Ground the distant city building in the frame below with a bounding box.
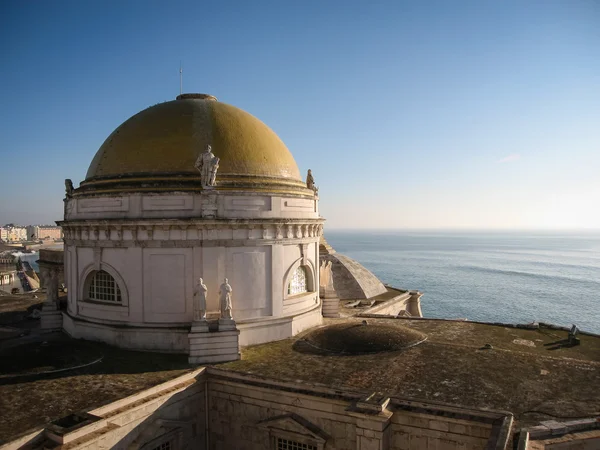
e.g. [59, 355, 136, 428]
[0, 252, 15, 264]
[0, 264, 16, 287]
[27, 225, 63, 241]
[1, 225, 27, 242]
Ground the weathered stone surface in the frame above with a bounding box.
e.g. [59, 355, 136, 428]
[188, 330, 240, 364]
[323, 253, 387, 300]
[319, 235, 336, 255]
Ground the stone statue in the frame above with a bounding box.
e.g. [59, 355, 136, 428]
[44, 268, 59, 305]
[65, 179, 74, 198]
[306, 169, 315, 190]
[195, 145, 219, 188]
[306, 169, 318, 196]
[209, 157, 220, 186]
[193, 277, 208, 321]
[219, 278, 233, 319]
[319, 260, 336, 298]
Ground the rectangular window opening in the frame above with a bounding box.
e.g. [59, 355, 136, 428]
[150, 441, 171, 450]
[276, 437, 316, 450]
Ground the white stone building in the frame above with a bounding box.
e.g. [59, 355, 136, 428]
[1, 225, 27, 242]
[27, 225, 63, 241]
[59, 93, 325, 354]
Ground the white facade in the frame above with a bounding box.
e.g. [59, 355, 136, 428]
[27, 225, 63, 240]
[1, 226, 27, 242]
[60, 190, 324, 352]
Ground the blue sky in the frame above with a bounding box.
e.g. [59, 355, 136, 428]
[1, 0, 599, 229]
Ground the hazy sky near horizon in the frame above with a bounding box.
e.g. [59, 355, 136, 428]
[1, 1, 599, 229]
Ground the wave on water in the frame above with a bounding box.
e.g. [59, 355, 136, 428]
[456, 264, 600, 288]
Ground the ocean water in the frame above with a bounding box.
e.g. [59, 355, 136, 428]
[12, 245, 63, 272]
[326, 230, 600, 334]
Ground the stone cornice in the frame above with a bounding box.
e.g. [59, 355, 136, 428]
[57, 218, 324, 227]
[60, 219, 324, 245]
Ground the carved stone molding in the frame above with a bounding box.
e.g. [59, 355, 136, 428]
[61, 219, 324, 246]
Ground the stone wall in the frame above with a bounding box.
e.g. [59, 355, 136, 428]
[389, 410, 492, 450]
[206, 369, 508, 450]
[362, 290, 423, 318]
[2, 368, 512, 450]
[1, 370, 206, 450]
[37, 248, 64, 291]
[207, 374, 359, 449]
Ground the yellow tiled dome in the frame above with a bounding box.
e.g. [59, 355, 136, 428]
[81, 94, 306, 194]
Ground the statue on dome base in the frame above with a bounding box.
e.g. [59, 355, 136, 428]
[219, 278, 233, 319]
[195, 145, 219, 189]
[209, 157, 220, 186]
[193, 277, 208, 322]
[43, 268, 59, 306]
[218, 277, 236, 331]
[191, 277, 209, 332]
[64, 179, 74, 199]
[306, 169, 318, 196]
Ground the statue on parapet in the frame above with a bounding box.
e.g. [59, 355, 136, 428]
[43, 268, 59, 305]
[65, 179, 74, 198]
[193, 277, 208, 322]
[195, 145, 219, 188]
[219, 277, 233, 320]
[306, 169, 318, 196]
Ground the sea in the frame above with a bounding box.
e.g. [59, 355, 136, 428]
[326, 230, 600, 334]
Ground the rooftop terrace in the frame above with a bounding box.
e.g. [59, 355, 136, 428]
[0, 314, 598, 444]
[0, 336, 191, 443]
[222, 317, 600, 428]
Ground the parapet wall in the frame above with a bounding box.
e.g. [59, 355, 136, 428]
[38, 249, 64, 265]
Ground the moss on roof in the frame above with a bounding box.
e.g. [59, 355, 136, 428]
[0, 336, 191, 443]
[297, 322, 426, 355]
[223, 318, 600, 428]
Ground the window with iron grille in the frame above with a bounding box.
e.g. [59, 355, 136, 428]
[287, 266, 308, 295]
[149, 441, 171, 450]
[276, 437, 316, 450]
[88, 270, 122, 303]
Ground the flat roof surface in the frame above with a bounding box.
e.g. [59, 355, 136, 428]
[0, 335, 190, 443]
[223, 318, 600, 427]
[0, 292, 46, 331]
[1, 316, 598, 443]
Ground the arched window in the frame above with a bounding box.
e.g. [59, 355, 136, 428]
[287, 266, 308, 296]
[87, 270, 122, 303]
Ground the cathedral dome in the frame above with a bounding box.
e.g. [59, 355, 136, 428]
[80, 94, 307, 195]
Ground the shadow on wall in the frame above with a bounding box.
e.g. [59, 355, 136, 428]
[13, 375, 206, 449]
[0, 334, 198, 448]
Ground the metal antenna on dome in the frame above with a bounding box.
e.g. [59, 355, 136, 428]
[179, 62, 183, 95]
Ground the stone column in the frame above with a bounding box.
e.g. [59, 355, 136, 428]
[349, 393, 393, 450]
[39, 266, 63, 331]
[319, 259, 340, 318]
